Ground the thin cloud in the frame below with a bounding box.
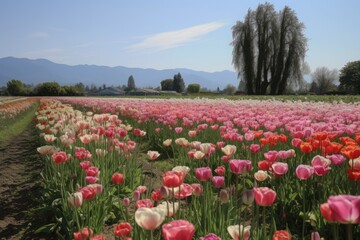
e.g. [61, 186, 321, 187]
[128, 21, 225, 51]
[28, 31, 49, 38]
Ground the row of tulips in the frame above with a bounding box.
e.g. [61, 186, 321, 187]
[35, 97, 360, 239]
[0, 97, 38, 130]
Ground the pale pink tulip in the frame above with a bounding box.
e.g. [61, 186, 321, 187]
[135, 207, 166, 230]
[227, 224, 251, 240]
[295, 164, 314, 180]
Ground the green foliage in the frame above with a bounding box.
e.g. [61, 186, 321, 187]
[339, 60, 360, 94]
[160, 79, 174, 91]
[127, 75, 136, 92]
[173, 72, 185, 93]
[224, 84, 237, 95]
[35, 82, 62, 96]
[232, 3, 307, 95]
[61, 86, 84, 96]
[6, 79, 30, 96]
[187, 83, 200, 93]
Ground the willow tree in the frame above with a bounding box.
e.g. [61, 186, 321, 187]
[232, 3, 307, 95]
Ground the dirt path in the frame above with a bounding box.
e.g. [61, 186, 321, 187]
[0, 124, 43, 240]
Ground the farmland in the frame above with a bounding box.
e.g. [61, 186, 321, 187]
[0, 96, 360, 240]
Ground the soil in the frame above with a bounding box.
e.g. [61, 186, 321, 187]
[0, 124, 44, 240]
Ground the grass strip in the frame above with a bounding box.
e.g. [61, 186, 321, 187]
[0, 101, 39, 146]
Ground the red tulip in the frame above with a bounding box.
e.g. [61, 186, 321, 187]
[112, 173, 124, 184]
[52, 151, 68, 164]
[163, 171, 184, 188]
[253, 187, 276, 206]
[272, 230, 292, 240]
[162, 220, 195, 240]
[114, 222, 132, 237]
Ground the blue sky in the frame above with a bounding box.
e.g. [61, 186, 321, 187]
[0, 0, 359, 72]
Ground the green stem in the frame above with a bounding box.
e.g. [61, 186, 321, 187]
[346, 224, 353, 240]
[302, 182, 306, 240]
[262, 206, 266, 239]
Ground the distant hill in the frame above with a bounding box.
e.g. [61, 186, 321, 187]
[0, 57, 238, 90]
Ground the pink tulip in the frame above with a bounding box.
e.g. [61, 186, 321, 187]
[327, 154, 346, 165]
[295, 164, 314, 180]
[311, 232, 320, 240]
[253, 187, 276, 206]
[271, 162, 288, 177]
[214, 166, 226, 176]
[162, 220, 195, 240]
[264, 151, 278, 162]
[191, 183, 203, 196]
[147, 150, 160, 160]
[195, 167, 212, 181]
[175, 127, 183, 134]
[136, 199, 154, 209]
[229, 160, 252, 175]
[80, 161, 92, 170]
[311, 155, 331, 176]
[325, 195, 360, 224]
[249, 144, 260, 154]
[200, 233, 222, 240]
[212, 176, 225, 188]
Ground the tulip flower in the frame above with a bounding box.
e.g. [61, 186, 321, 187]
[254, 170, 269, 182]
[162, 220, 195, 240]
[52, 151, 68, 164]
[147, 150, 160, 160]
[195, 167, 212, 181]
[114, 222, 132, 237]
[227, 224, 251, 240]
[272, 230, 292, 240]
[68, 192, 83, 208]
[214, 166, 226, 176]
[221, 145, 237, 156]
[135, 207, 166, 230]
[229, 160, 252, 175]
[271, 162, 288, 177]
[253, 187, 276, 206]
[112, 173, 124, 185]
[212, 176, 225, 188]
[295, 165, 314, 180]
[191, 183, 203, 197]
[200, 233, 222, 240]
[321, 195, 360, 224]
[163, 171, 184, 188]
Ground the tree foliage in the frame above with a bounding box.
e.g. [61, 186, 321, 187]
[127, 75, 136, 92]
[35, 82, 62, 96]
[311, 67, 338, 95]
[339, 61, 360, 94]
[6, 79, 29, 96]
[173, 73, 185, 93]
[232, 3, 307, 95]
[161, 79, 173, 91]
[224, 84, 237, 95]
[187, 83, 200, 93]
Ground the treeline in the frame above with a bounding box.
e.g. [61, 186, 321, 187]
[6, 80, 85, 96]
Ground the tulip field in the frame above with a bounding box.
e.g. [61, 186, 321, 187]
[4, 96, 360, 239]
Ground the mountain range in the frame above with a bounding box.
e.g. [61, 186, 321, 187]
[0, 57, 239, 90]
